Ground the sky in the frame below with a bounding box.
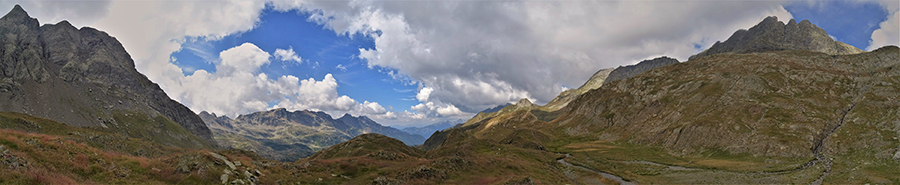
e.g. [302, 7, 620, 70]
[2, 0, 898, 127]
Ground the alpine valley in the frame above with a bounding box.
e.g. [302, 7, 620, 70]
[1, 4, 898, 185]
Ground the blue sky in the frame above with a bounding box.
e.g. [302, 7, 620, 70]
[784, 1, 889, 50]
[5, 0, 896, 127]
[170, 10, 419, 113]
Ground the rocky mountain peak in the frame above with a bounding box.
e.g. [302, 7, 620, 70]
[273, 107, 288, 113]
[515, 98, 533, 107]
[340, 113, 353, 119]
[689, 16, 863, 60]
[55, 20, 73, 27]
[757, 16, 780, 26]
[1, 5, 32, 22]
[199, 111, 224, 119]
[337, 113, 374, 124]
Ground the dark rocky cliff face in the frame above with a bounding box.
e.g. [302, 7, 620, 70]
[689, 16, 863, 60]
[0, 5, 215, 149]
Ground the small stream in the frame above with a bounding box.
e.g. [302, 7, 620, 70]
[556, 153, 635, 185]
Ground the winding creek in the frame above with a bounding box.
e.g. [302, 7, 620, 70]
[556, 153, 635, 185]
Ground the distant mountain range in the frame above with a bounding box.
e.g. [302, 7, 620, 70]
[199, 108, 424, 162]
[400, 119, 463, 138]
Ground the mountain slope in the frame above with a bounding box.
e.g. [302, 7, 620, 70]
[562, 47, 898, 157]
[0, 5, 214, 148]
[200, 108, 425, 162]
[689, 16, 863, 60]
[418, 17, 899, 184]
[552, 45, 898, 184]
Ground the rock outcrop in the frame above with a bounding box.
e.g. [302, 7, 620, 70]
[0, 5, 215, 148]
[689, 16, 863, 60]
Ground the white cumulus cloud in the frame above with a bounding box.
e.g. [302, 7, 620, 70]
[867, 1, 900, 51]
[168, 42, 392, 119]
[274, 47, 303, 63]
[415, 87, 433, 102]
[335, 64, 347, 71]
[218, 43, 271, 73]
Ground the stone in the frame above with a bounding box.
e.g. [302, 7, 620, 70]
[230, 179, 245, 185]
[177, 165, 191, 173]
[220, 174, 229, 184]
[209, 152, 236, 170]
[893, 149, 900, 160]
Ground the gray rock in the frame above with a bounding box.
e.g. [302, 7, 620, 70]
[209, 152, 236, 170]
[220, 174, 229, 184]
[893, 149, 900, 160]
